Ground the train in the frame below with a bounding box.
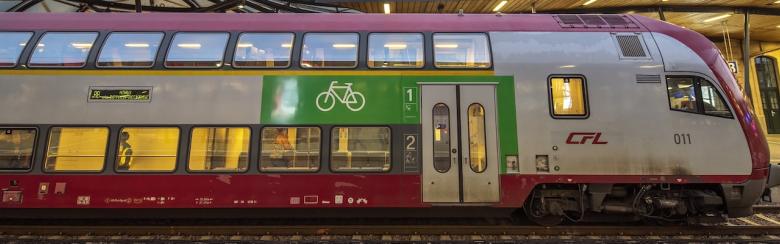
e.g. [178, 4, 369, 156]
[0, 12, 778, 225]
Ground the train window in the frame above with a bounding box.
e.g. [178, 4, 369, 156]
[300, 33, 358, 68]
[433, 33, 491, 68]
[165, 32, 229, 68]
[467, 104, 487, 173]
[432, 104, 451, 173]
[188, 127, 250, 172]
[330, 127, 391, 172]
[368, 33, 424, 68]
[0, 32, 32, 67]
[549, 76, 588, 118]
[233, 33, 294, 68]
[44, 127, 108, 172]
[29, 32, 98, 68]
[260, 127, 321, 172]
[0, 128, 36, 170]
[666, 77, 698, 113]
[116, 127, 179, 172]
[700, 80, 734, 118]
[97, 32, 163, 68]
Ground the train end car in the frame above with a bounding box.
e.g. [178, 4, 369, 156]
[0, 12, 775, 225]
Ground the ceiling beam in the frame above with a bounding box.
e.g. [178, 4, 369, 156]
[8, 0, 44, 12]
[64, 0, 192, 12]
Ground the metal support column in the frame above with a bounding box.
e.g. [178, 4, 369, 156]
[658, 6, 666, 21]
[743, 9, 753, 104]
[135, 0, 142, 12]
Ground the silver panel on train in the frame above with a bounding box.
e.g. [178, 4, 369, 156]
[0, 75, 262, 124]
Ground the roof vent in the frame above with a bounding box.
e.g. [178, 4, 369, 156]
[613, 34, 649, 59]
[636, 74, 661, 83]
[554, 14, 639, 29]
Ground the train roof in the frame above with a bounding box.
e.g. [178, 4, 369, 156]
[0, 12, 660, 33]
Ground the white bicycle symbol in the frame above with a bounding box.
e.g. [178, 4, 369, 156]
[316, 81, 366, 112]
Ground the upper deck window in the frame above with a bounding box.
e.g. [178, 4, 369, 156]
[368, 33, 424, 69]
[97, 32, 163, 68]
[165, 32, 229, 68]
[301, 33, 358, 68]
[433, 33, 491, 68]
[0, 32, 32, 67]
[234, 33, 294, 68]
[29, 32, 98, 68]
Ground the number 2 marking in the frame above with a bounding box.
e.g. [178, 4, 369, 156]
[406, 135, 417, 150]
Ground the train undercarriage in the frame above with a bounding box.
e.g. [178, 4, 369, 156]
[520, 183, 733, 226]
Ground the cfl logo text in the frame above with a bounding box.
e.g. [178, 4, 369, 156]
[566, 132, 608, 145]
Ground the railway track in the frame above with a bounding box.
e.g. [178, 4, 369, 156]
[1, 206, 779, 243]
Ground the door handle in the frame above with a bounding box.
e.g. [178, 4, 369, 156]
[773, 111, 776, 116]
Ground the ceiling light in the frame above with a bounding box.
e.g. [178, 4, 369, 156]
[775, 0, 780, 3]
[703, 14, 731, 23]
[237, 43, 253, 48]
[384, 43, 407, 49]
[582, 0, 597, 6]
[384, 3, 391, 14]
[177, 43, 202, 49]
[435, 43, 458, 49]
[332, 44, 356, 48]
[124, 43, 149, 48]
[493, 1, 507, 12]
[559, 65, 576, 68]
[71, 43, 92, 49]
[18, 43, 26, 46]
[281, 43, 292, 48]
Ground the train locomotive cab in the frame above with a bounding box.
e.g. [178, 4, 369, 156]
[0, 12, 775, 225]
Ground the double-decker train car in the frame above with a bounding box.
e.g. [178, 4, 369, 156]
[0, 12, 778, 225]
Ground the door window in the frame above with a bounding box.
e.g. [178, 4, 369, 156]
[467, 104, 487, 173]
[432, 103, 451, 173]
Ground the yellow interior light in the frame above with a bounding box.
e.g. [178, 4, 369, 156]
[124, 43, 150, 48]
[435, 43, 459, 49]
[493, 0, 507, 12]
[703, 14, 731, 23]
[384, 43, 407, 49]
[177, 43, 202, 49]
[332, 43, 356, 48]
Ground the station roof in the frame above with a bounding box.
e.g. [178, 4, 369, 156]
[2, 0, 780, 41]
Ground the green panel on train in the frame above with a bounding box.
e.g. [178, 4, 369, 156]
[261, 75, 518, 173]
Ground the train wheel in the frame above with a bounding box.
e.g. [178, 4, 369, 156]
[523, 195, 563, 226]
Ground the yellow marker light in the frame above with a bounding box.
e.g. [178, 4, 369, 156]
[236, 43, 254, 48]
[435, 43, 459, 49]
[71, 43, 93, 49]
[703, 14, 731, 23]
[124, 43, 150, 48]
[583, 0, 597, 6]
[332, 44, 356, 48]
[177, 43, 202, 49]
[383, 3, 391, 14]
[493, 0, 507, 12]
[384, 43, 407, 49]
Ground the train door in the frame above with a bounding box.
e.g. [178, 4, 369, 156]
[421, 84, 499, 203]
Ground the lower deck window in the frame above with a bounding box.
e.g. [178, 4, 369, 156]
[45, 127, 108, 172]
[261, 127, 320, 172]
[188, 127, 250, 172]
[0, 128, 36, 170]
[330, 127, 391, 172]
[117, 127, 179, 172]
